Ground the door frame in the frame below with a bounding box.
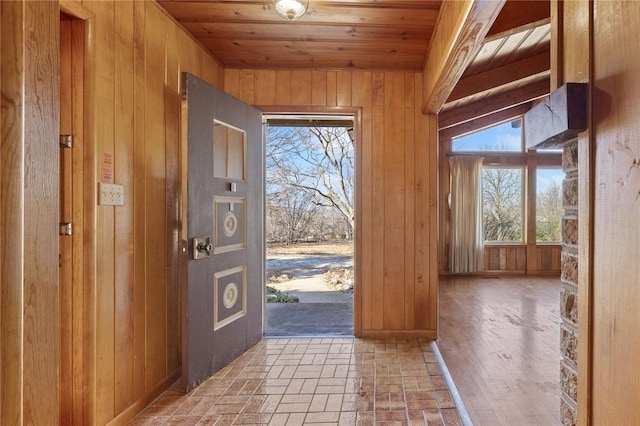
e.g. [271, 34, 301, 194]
[59, 2, 97, 424]
[257, 106, 363, 337]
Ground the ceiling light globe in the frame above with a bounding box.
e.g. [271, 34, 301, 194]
[274, 0, 308, 21]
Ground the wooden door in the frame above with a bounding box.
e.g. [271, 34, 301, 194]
[181, 73, 264, 391]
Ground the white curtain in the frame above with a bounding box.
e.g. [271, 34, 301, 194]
[449, 156, 484, 273]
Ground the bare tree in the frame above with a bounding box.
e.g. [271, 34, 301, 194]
[482, 168, 523, 241]
[266, 125, 354, 238]
[266, 188, 318, 244]
[307, 207, 351, 240]
[536, 180, 563, 241]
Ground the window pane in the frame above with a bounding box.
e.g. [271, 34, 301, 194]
[453, 119, 523, 152]
[536, 168, 565, 242]
[482, 167, 523, 242]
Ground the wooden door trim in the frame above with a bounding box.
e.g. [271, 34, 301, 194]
[257, 105, 363, 337]
[58, 2, 97, 425]
[59, 16, 74, 426]
[577, 120, 593, 426]
[576, 3, 594, 422]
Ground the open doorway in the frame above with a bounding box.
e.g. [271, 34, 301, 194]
[263, 115, 355, 336]
[437, 118, 564, 424]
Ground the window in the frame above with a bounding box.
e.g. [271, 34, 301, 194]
[482, 167, 524, 242]
[452, 119, 523, 152]
[536, 168, 564, 242]
[448, 117, 561, 245]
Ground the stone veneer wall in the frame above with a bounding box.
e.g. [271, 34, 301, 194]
[560, 138, 579, 425]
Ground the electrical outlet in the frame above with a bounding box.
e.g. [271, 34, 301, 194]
[99, 183, 125, 206]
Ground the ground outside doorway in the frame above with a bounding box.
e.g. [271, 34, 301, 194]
[265, 242, 353, 336]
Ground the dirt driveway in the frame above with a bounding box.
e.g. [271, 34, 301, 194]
[266, 242, 353, 303]
[267, 255, 352, 303]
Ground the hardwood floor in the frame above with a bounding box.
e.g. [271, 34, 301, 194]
[438, 276, 561, 426]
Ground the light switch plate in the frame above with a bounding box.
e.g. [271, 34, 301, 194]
[99, 183, 125, 206]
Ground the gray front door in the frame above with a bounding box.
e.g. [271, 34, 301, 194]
[181, 73, 263, 391]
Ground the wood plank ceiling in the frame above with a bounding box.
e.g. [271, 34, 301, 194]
[159, 0, 442, 71]
[158, 0, 551, 132]
[439, 0, 550, 138]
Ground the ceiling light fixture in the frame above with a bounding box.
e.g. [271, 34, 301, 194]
[274, 0, 309, 21]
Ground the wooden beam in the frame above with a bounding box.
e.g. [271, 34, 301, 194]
[422, 0, 506, 114]
[439, 77, 549, 129]
[447, 49, 550, 103]
[524, 83, 587, 149]
[439, 102, 531, 140]
[550, 0, 563, 91]
[486, 0, 550, 40]
[486, 18, 550, 44]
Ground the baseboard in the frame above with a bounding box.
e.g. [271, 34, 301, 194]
[106, 368, 182, 426]
[439, 271, 525, 277]
[440, 270, 560, 278]
[360, 329, 437, 339]
[430, 341, 473, 426]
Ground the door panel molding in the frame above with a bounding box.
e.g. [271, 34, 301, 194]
[213, 265, 247, 330]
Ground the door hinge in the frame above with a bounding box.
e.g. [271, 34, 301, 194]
[59, 222, 73, 236]
[60, 134, 73, 148]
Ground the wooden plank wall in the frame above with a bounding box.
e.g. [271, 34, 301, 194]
[561, 1, 640, 422]
[1, 1, 60, 424]
[225, 69, 439, 337]
[484, 246, 527, 273]
[588, 1, 640, 423]
[79, 2, 223, 424]
[1, 1, 223, 424]
[481, 245, 560, 275]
